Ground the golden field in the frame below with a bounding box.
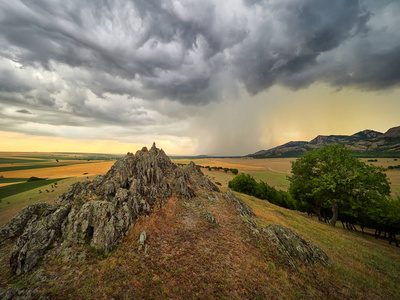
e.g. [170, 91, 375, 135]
[1, 152, 399, 227]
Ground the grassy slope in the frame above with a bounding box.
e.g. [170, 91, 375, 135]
[1, 190, 398, 299]
[242, 194, 400, 299]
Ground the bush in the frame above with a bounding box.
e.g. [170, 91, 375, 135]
[228, 173, 294, 209]
[27, 176, 45, 182]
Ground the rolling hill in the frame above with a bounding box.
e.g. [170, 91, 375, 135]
[248, 126, 400, 158]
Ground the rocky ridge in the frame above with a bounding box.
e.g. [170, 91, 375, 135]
[1, 143, 220, 275]
[0, 143, 330, 298]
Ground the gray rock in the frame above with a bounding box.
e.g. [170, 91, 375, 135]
[205, 211, 217, 224]
[224, 190, 256, 218]
[138, 230, 147, 251]
[262, 224, 331, 267]
[0, 203, 50, 243]
[0, 287, 37, 300]
[10, 204, 72, 275]
[1, 143, 223, 274]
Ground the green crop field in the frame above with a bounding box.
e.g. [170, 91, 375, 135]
[0, 157, 48, 164]
[0, 164, 70, 172]
[0, 178, 27, 184]
[0, 178, 64, 200]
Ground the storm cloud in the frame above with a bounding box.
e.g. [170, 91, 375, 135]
[0, 0, 399, 154]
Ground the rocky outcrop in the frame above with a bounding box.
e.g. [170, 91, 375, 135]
[0, 203, 50, 243]
[224, 190, 256, 219]
[1, 143, 220, 275]
[225, 191, 330, 268]
[263, 224, 331, 267]
[1, 142, 330, 278]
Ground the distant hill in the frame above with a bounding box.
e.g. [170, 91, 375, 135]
[247, 126, 400, 158]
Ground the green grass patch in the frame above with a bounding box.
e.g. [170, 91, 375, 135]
[0, 164, 69, 172]
[0, 178, 64, 200]
[246, 170, 290, 191]
[0, 178, 27, 184]
[0, 157, 48, 164]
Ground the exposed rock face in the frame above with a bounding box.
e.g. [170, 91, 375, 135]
[263, 224, 331, 267]
[1, 143, 220, 275]
[0, 203, 50, 243]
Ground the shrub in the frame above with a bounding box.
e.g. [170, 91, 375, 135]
[27, 177, 45, 182]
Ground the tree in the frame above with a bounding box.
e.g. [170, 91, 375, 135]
[288, 144, 390, 227]
[228, 173, 257, 195]
[228, 174, 294, 209]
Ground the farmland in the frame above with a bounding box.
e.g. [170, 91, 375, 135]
[0, 152, 118, 226]
[1, 152, 400, 227]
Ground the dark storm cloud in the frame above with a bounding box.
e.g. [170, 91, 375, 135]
[16, 109, 32, 114]
[0, 0, 399, 144]
[1, 0, 394, 103]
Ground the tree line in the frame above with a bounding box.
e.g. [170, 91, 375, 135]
[228, 144, 400, 246]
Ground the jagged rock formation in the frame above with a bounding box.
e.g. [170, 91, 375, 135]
[248, 125, 400, 158]
[1, 143, 219, 275]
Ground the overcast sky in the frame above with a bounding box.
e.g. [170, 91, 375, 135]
[0, 0, 399, 155]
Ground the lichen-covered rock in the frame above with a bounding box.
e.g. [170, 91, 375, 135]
[1, 143, 222, 275]
[0, 287, 39, 300]
[205, 211, 217, 224]
[224, 190, 256, 218]
[10, 204, 72, 275]
[186, 162, 220, 192]
[0, 203, 50, 243]
[138, 230, 147, 251]
[262, 224, 331, 267]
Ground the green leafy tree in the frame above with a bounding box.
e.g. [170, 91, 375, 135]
[228, 173, 257, 195]
[288, 144, 390, 227]
[228, 174, 294, 209]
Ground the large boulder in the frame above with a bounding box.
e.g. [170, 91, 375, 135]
[262, 224, 331, 267]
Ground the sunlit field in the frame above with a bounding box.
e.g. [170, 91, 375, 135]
[1, 153, 399, 227]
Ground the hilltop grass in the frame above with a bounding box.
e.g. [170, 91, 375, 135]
[3, 191, 398, 299]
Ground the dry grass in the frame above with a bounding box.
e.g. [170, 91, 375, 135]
[1, 188, 399, 299]
[0, 161, 114, 180]
[242, 193, 400, 299]
[19, 193, 323, 299]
